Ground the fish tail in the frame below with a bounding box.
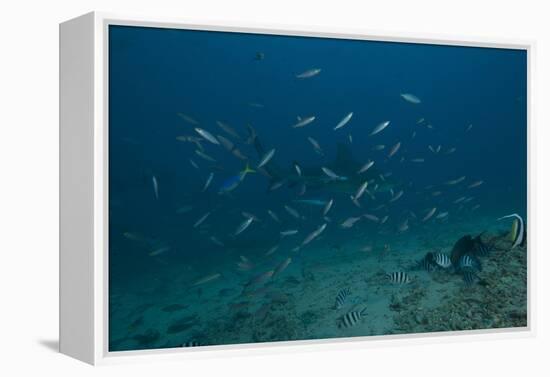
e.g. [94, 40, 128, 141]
[241, 162, 256, 177]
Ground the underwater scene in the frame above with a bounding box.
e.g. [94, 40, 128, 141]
[108, 25, 528, 351]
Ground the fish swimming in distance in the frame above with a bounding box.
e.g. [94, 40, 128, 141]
[422, 207, 437, 222]
[388, 142, 401, 158]
[387, 271, 411, 284]
[321, 167, 347, 181]
[216, 121, 242, 140]
[284, 205, 301, 219]
[466, 124, 473, 132]
[296, 68, 321, 79]
[209, 236, 225, 247]
[193, 212, 211, 228]
[363, 213, 379, 223]
[353, 181, 369, 201]
[177, 112, 200, 125]
[192, 273, 221, 287]
[370, 121, 391, 136]
[243, 270, 274, 292]
[292, 116, 316, 128]
[280, 229, 299, 237]
[202, 172, 214, 192]
[293, 199, 328, 206]
[389, 190, 404, 203]
[323, 198, 334, 216]
[218, 163, 256, 194]
[294, 162, 302, 176]
[272, 257, 292, 279]
[189, 159, 199, 169]
[149, 246, 170, 257]
[265, 244, 280, 256]
[400, 93, 421, 104]
[235, 216, 254, 236]
[152, 175, 159, 200]
[435, 211, 449, 219]
[335, 288, 351, 309]
[195, 149, 216, 162]
[468, 180, 484, 189]
[307, 136, 324, 155]
[176, 205, 193, 214]
[334, 112, 353, 130]
[357, 160, 375, 174]
[372, 144, 385, 151]
[257, 148, 276, 168]
[445, 176, 466, 185]
[498, 213, 526, 249]
[194, 128, 219, 145]
[301, 223, 327, 247]
[339, 308, 367, 328]
[340, 216, 362, 229]
[267, 209, 281, 223]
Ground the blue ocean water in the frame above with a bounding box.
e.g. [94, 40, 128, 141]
[108, 25, 527, 351]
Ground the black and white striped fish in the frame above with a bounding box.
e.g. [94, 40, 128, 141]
[181, 341, 201, 347]
[433, 253, 452, 268]
[416, 252, 437, 272]
[458, 255, 481, 271]
[474, 238, 491, 256]
[334, 288, 351, 309]
[339, 308, 367, 328]
[462, 269, 478, 286]
[387, 271, 411, 284]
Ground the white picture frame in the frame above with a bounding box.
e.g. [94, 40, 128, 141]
[59, 11, 534, 365]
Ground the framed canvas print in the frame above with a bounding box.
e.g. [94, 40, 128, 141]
[60, 12, 532, 365]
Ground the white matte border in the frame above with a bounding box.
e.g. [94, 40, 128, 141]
[90, 11, 534, 365]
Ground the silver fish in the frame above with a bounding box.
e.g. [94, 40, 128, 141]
[294, 163, 302, 176]
[194, 128, 220, 145]
[323, 199, 334, 216]
[292, 116, 316, 128]
[210, 236, 225, 247]
[192, 273, 221, 286]
[152, 175, 159, 200]
[177, 112, 200, 125]
[195, 149, 216, 162]
[400, 93, 421, 104]
[353, 181, 369, 201]
[272, 257, 292, 278]
[334, 112, 353, 130]
[321, 167, 342, 180]
[388, 142, 401, 158]
[307, 137, 324, 155]
[265, 245, 279, 256]
[301, 223, 327, 246]
[267, 209, 281, 223]
[363, 213, 379, 223]
[258, 148, 276, 168]
[284, 205, 301, 219]
[340, 217, 361, 228]
[280, 229, 298, 236]
[422, 207, 437, 222]
[216, 121, 241, 140]
[445, 176, 466, 185]
[372, 144, 385, 151]
[193, 212, 210, 228]
[468, 180, 484, 188]
[357, 160, 375, 174]
[202, 173, 214, 192]
[235, 216, 254, 236]
[389, 190, 404, 203]
[296, 68, 321, 79]
[369, 121, 390, 136]
[189, 159, 199, 169]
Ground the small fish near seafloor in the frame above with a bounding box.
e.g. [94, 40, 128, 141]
[334, 288, 351, 309]
[339, 308, 367, 329]
[387, 271, 411, 284]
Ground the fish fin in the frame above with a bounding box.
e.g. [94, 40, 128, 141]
[240, 162, 256, 177]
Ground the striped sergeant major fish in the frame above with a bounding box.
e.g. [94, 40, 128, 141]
[433, 253, 452, 269]
[458, 254, 481, 271]
[472, 234, 491, 257]
[339, 308, 367, 329]
[497, 213, 526, 249]
[416, 252, 437, 272]
[387, 271, 411, 284]
[334, 288, 351, 309]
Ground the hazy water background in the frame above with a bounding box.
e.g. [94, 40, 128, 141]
[108, 25, 527, 349]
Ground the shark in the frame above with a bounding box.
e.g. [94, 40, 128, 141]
[248, 125, 399, 196]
